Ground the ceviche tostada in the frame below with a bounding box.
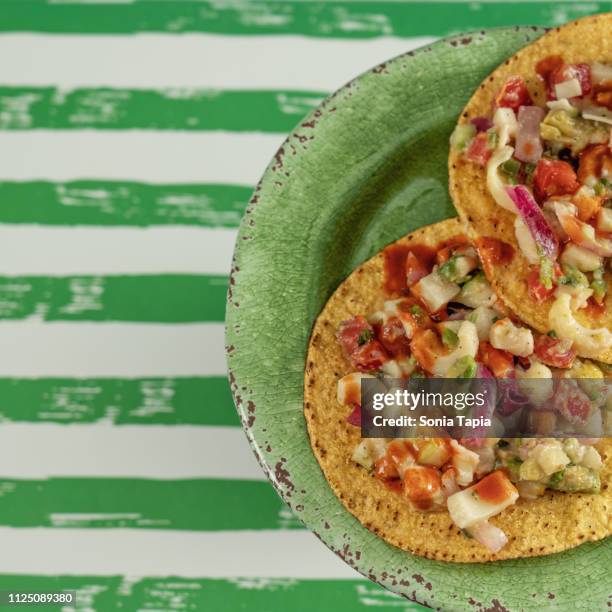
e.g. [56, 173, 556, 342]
[304, 218, 611, 562]
[449, 13, 612, 364]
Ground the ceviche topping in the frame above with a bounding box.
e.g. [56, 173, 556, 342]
[451, 56, 612, 357]
[336, 240, 607, 553]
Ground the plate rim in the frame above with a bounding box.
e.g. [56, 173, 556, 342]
[225, 24, 610, 611]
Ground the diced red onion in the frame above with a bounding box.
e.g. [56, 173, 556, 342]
[470, 116, 493, 132]
[347, 405, 361, 427]
[469, 520, 508, 553]
[497, 377, 529, 416]
[447, 308, 471, 321]
[441, 469, 460, 497]
[476, 364, 494, 379]
[506, 185, 559, 259]
[515, 106, 545, 164]
[461, 365, 496, 445]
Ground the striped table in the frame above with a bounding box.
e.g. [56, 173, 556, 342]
[0, 2, 606, 610]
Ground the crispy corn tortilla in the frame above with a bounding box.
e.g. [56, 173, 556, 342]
[304, 218, 611, 562]
[448, 13, 612, 365]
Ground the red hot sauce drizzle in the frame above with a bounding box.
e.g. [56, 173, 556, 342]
[383, 237, 468, 296]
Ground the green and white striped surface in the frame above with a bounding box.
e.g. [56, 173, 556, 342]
[0, 2, 608, 610]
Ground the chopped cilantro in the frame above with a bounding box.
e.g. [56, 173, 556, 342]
[506, 456, 524, 468]
[438, 256, 459, 282]
[523, 162, 536, 184]
[486, 129, 498, 149]
[409, 304, 428, 324]
[549, 470, 565, 489]
[357, 329, 373, 346]
[561, 263, 588, 288]
[547, 330, 558, 339]
[500, 158, 521, 178]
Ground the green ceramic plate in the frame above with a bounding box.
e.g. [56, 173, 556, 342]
[226, 27, 609, 611]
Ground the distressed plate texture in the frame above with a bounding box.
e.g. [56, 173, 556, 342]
[226, 28, 610, 611]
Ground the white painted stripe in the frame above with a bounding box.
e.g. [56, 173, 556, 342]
[0, 131, 282, 185]
[0, 527, 357, 579]
[0, 33, 434, 91]
[0, 424, 263, 480]
[0, 226, 236, 276]
[0, 321, 226, 377]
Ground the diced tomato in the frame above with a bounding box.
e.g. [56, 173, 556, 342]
[527, 263, 562, 303]
[346, 405, 361, 427]
[405, 251, 430, 286]
[551, 380, 592, 425]
[395, 301, 434, 338]
[337, 316, 374, 357]
[477, 341, 514, 378]
[495, 76, 533, 112]
[374, 455, 399, 480]
[593, 80, 612, 111]
[536, 56, 591, 100]
[466, 132, 492, 167]
[403, 466, 441, 510]
[351, 339, 389, 372]
[436, 246, 453, 265]
[578, 144, 612, 185]
[387, 440, 415, 469]
[379, 316, 410, 357]
[551, 63, 592, 99]
[536, 55, 564, 98]
[533, 158, 580, 203]
[409, 329, 445, 374]
[533, 335, 576, 369]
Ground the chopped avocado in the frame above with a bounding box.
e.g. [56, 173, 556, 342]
[553, 465, 600, 493]
[540, 109, 606, 153]
[441, 326, 459, 349]
[455, 273, 495, 309]
[450, 123, 477, 151]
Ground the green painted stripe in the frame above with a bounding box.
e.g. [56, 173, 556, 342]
[0, 377, 238, 426]
[0, 181, 249, 228]
[0, 275, 227, 323]
[0, 479, 301, 531]
[0, 576, 423, 611]
[0, 87, 325, 132]
[0, 1, 605, 36]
